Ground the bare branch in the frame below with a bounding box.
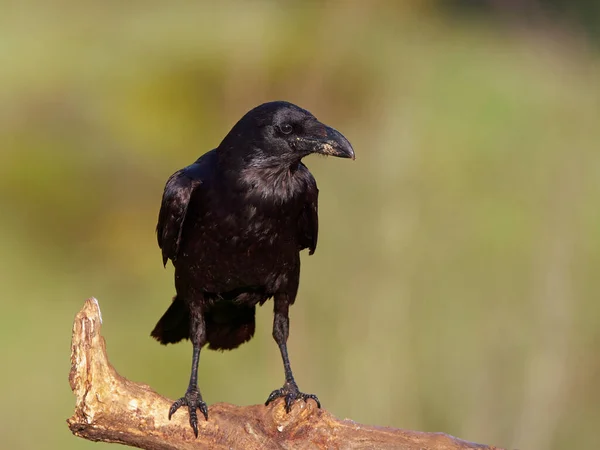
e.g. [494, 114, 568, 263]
[67, 298, 504, 450]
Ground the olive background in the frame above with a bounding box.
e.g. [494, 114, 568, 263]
[1, 2, 599, 449]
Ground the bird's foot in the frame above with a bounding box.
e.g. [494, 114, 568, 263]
[168, 386, 208, 437]
[265, 381, 321, 413]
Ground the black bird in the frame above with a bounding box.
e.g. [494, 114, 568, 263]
[151, 101, 354, 436]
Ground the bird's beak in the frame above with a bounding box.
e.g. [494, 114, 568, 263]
[312, 125, 355, 160]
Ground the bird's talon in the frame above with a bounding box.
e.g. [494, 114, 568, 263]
[265, 383, 320, 412]
[189, 412, 198, 438]
[199, 402, 209, 421]
[168, 398, 184, 419]
[168, 387, 208, 436]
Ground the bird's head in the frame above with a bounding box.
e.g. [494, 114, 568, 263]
[218, 101, 355, 168]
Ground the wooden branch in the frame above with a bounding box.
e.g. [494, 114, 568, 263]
[67, 298, 504, 450]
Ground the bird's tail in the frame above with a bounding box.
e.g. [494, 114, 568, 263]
[205, 302, 255, 351]
[151, 296, 255, 350]
[151, 296, 190, 345]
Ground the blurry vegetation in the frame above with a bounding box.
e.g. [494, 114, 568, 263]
[447, 0, 600, 41]
[1, 2, 599, 450]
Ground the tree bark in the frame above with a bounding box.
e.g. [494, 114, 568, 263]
[67, 298, 504, 450]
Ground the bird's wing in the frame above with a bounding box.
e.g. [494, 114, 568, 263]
[156, 151, 214, 266]
[298, 169, 319, 255]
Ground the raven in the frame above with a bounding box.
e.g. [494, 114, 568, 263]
[152, 101, 354, 436]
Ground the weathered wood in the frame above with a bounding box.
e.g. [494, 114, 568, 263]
[67, 298, 504, 450]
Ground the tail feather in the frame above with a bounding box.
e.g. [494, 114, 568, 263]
[206, 302, 255, 351]
[151, 296, 256, 350]
[151, 296, 190, 345]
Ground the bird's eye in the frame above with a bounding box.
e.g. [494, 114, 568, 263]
[279, 124, 293, 135]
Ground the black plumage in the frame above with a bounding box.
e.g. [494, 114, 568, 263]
[151, 101, 354, 436]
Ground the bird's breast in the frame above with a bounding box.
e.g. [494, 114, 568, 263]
[177, 203, 301, 293]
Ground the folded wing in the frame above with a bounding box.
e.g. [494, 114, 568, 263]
[156, 150, 215, 266]
[298, 168, 319, 255]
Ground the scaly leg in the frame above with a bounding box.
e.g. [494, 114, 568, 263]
[265, 294, 320, 412]
[168, 303, 208, 437]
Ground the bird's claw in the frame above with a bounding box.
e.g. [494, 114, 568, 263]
[265, 381, 321, 412]
[168, 387, 208, 437]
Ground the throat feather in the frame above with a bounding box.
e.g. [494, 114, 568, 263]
[240, 165, 303, 203]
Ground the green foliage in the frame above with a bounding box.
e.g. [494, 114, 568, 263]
[1, 2, 599, 449]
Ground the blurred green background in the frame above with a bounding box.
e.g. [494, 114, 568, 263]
[1, 1, 599, 449]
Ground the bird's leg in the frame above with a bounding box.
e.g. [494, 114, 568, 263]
[265, 295, 321, 412]
[168, 303, 208, 437]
